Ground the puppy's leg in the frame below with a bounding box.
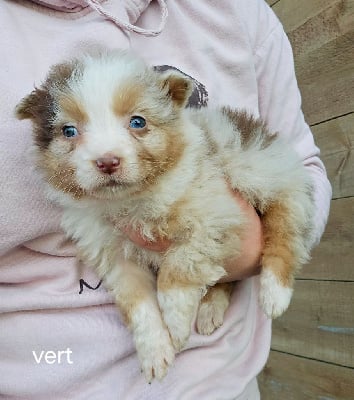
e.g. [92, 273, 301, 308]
[260, 196, 312, 318]
[157, 251, 226, 351]
[62, 210, 174, 381]
[104, 258, 175, 382]
[196, 282, 234, 335]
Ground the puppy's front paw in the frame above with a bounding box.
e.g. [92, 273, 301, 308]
[130, 301, 175, 382]
[259, 269, 293, 318]
[136, 328, 175, 383]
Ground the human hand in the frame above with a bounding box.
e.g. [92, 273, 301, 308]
[122, 190, 263, 281]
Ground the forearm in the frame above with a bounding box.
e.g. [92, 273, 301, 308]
[219, 191, 262, 282]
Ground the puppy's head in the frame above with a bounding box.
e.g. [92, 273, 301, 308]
[16, 50, 193, 201]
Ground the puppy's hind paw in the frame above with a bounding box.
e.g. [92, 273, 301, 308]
[196, 301, 225, 335]
[259, 269, 293, 319]
[196, 284, 232, 335]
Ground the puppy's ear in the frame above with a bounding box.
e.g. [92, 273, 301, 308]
[16, 61, 79, 122]
[160, 71, 193, 108]
[15, 88, 47, 120]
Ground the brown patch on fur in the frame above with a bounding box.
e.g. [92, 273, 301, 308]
[261, 201, 297, 287]
[113, 83, 144, 117]
[16, 60, 87, 201]
[133, 125, 187, 195]
[41, 149, 85, 200]
[16, 61, 80, 150]
[16, 88, 56, 150]
[58, 94, 88, 125]
[16, 89, 46, 121]
[222, 107, 278, 149]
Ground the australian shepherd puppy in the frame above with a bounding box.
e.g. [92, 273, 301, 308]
[16, 50, 315, 381]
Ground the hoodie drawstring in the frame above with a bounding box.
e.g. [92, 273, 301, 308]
[84, 0, 168, 37]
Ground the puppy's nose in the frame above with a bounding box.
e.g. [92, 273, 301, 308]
[95, 154, 120, 174]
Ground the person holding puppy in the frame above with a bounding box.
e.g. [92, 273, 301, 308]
[0, 1, 331, 399]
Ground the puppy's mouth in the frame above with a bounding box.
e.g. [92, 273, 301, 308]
[102, 180, 123, 188]
[96, 177, 131, 189]
[89, 176, 136, 197]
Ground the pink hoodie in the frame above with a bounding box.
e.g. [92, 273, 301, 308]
[0, 1, 331, 399]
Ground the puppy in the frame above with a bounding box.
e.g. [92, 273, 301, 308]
[16, 50, 315, 381]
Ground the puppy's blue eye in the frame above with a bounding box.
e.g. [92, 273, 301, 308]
[62, 126, 78, 138]
[129, 116, 146, 129]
